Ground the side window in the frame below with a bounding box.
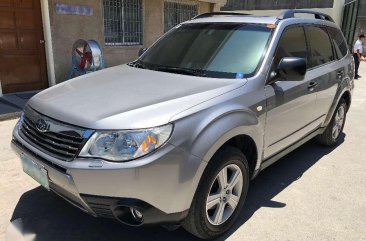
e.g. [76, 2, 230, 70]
[273, 26, 308, 67]
[327, 27, 349, 59]
[307, 26, 334, 68]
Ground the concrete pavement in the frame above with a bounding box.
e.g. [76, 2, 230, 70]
[1, 65, 366, 241]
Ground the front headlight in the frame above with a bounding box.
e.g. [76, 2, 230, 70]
[79, 124, 173, 161]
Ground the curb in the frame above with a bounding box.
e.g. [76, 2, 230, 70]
[0, 112, 21, 122]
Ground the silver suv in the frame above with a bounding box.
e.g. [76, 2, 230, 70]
[11, 10, 354, 239]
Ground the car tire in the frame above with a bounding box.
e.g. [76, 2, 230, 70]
[317, 98, 347, 146]
[182, 146, 249, 239]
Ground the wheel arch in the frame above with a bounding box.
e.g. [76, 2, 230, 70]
[212, 134, 258, 178]
[190, 109, 264, 180]
[341, 90, 351, 111]
[323, 88, 352, 127]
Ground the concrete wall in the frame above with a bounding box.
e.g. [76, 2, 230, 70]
[48, 0, 212, 83]
[332, 0, 346, 26]
[48, 0, 103, 83]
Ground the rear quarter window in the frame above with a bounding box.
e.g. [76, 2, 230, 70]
[327, 27, 349, 59]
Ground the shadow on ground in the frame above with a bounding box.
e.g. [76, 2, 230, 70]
[11, 135, 345, 241]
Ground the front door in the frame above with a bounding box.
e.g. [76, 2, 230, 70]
[264, 26, 318, 159]
[0, 0, 48, 94]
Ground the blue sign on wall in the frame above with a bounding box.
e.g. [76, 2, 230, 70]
[55, 4, 93, 16]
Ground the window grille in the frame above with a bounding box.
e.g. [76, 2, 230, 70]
[103, 0, 143, 46]
[164, 0, 198, 32]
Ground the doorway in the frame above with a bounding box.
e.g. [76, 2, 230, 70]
[0, 0, 48, 94]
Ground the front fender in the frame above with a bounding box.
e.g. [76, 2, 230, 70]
[169, 101, 265, 180]
[167, 82, 267, 210]
[170, 104, 264, 163]
[167, 105, 264, 211]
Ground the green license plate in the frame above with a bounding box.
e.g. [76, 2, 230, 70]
[20, 153, 50, 190]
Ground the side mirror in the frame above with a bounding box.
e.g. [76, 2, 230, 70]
[273, 57, 307, 82]
[138, 48, 147, 57]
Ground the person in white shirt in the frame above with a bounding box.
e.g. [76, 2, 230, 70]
[353, 34, 365, 79]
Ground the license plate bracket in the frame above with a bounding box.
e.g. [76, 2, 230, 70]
[20, 153, 50, 190]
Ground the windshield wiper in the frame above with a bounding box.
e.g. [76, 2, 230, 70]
[154, 66, 206, 77]
[128, 62, 206, 77]
[127, 60, 147, 69]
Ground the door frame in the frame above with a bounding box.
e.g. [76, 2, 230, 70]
[40, 0, 56, 89]
[0, 0, 56, 96]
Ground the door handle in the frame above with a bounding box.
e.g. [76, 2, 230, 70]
[308, 81, 318, 90]
[337, 70, 344, 78]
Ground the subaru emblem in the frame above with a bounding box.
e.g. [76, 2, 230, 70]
[35, 119, 49, 132]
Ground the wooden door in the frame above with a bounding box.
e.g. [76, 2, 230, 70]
[0, 0, 48, 94]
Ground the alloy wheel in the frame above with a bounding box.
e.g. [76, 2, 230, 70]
[206, 164, 243, 226]
[332, 105, 345, 140]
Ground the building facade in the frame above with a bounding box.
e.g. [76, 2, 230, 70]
[0, 0, 226, 95]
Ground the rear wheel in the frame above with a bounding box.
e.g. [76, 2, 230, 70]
[317, 98, 347, 146]
[183, 147, 249, 239]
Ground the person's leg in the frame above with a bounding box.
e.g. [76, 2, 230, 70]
[354, 53, 360, 78]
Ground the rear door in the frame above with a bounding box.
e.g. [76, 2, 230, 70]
[305, 26, 344, 122]
[0, 0, 48, 94]
[264, 26, 317, 159]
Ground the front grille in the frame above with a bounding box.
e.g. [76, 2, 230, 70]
[19, 106, 94, 161]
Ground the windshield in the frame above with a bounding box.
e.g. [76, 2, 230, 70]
[135, 23, 273, 78]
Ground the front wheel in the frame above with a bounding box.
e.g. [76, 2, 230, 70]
[183, 147, 249, 239]
[317, 98, 347, 146]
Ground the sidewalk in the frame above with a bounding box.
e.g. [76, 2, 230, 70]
[0, 91, 39, 121]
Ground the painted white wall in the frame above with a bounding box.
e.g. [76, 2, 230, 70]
[332, 0, 346, 26]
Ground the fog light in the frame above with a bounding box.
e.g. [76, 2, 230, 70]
[130, 207, 143, 221]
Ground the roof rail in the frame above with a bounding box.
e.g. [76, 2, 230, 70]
[192, 12, 251, 20]
[277, 9, 335, 23]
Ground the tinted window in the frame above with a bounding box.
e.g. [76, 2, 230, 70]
[140, 23, 273, 78]
[274, 26, 308, 67]
[327, 27, 348, 59]
[308, 26, 334, 68]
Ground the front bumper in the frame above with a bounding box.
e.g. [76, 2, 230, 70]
[11, 126, 206, 225]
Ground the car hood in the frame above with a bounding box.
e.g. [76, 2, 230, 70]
[28, 65, 247, 129]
